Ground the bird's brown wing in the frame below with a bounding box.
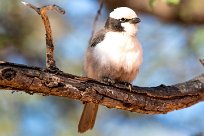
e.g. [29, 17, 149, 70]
[89, 29, 106, 47]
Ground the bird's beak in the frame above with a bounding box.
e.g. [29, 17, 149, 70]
[130, 17, 141, 24]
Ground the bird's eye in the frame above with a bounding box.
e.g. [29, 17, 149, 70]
[120, 18, 127, 22]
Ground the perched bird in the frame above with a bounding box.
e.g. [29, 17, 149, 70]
[78, 7, 143, 133]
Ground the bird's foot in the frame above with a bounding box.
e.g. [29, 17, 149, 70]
[101, 77, 132, 91]
[102, 77, 116, 85]
[115, 81, 133, 91]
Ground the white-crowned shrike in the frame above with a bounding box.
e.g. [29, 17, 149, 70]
[78, 7, 143, 133]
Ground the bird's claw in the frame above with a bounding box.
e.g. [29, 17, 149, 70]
[102, 77, 116, 85]
[102, 77, 132, 91]
[116, 81, 132, 91]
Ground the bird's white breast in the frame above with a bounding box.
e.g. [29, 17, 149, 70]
[94, 32, 142, 73]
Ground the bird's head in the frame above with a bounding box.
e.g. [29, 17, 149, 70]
[105, 7, 140, 36]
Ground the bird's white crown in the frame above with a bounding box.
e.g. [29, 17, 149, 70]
[109, 7, 137, 20]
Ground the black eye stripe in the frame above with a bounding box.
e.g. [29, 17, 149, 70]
[120, 18, 131, 22]
[105, 17, 125, 32]
[120, 18, 130, 22]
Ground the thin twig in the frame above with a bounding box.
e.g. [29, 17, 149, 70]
[91, 0, 104, 38]
[21, 1, 65, 71]
[200, 59, 204, 66]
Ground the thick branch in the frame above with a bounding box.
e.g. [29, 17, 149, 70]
[0, 61, 203, 114]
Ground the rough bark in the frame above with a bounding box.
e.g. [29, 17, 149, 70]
[0, 61, 203, 114]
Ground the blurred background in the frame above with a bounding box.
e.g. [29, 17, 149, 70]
[0, 0, 203, 136]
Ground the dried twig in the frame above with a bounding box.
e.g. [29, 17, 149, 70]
[91, 0, 104, 38]
[21, 1, 65, 71]
[200, 59, 204, 66]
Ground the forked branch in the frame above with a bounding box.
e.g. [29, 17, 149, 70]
[22, 1, 65, 70]
[0, 62, 203, 114]
[0, 2, 202, 114]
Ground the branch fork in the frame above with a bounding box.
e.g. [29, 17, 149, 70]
[0, 1, 201, 114]
[21, 1, 65, 71]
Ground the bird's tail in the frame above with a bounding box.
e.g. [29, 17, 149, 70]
[78, 103, 99, 133]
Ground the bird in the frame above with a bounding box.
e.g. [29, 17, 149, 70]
[78, 7, 143, 133]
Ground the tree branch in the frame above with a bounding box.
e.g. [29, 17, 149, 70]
[200, 59, 204, 66]
[91, 0, 104, 38]
[0, 61, 203, 114]
[2, 2, 202, 115]
[21, 1, 65, 70]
